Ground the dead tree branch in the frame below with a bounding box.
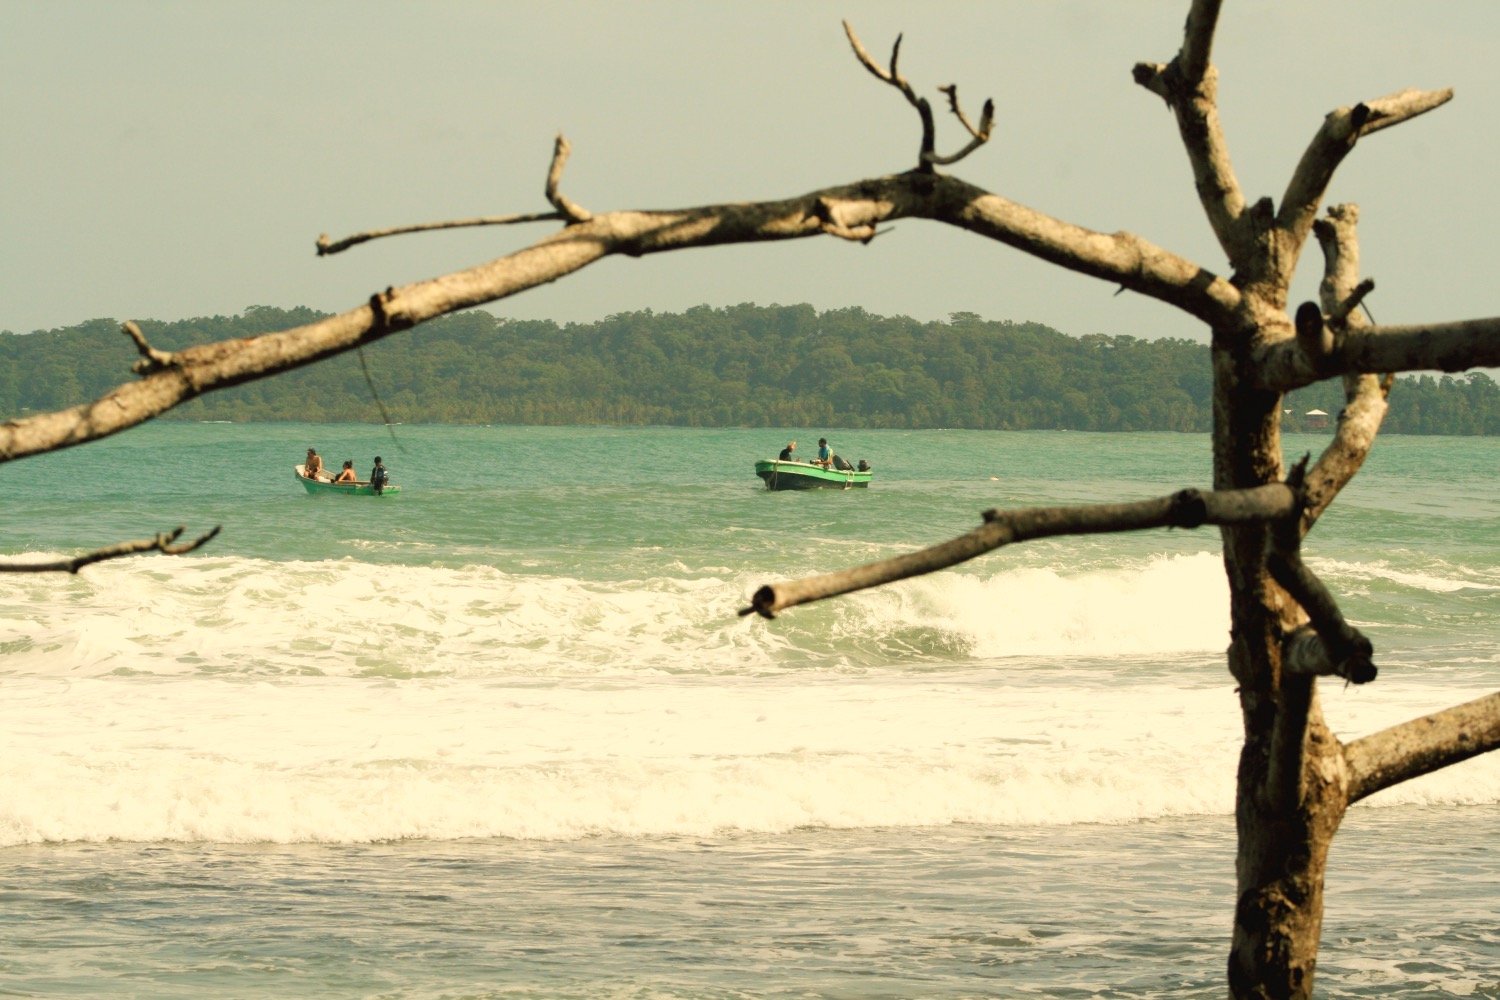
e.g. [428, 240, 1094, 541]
[1133, 0, 1253, 273]
[741, 483, 1296, 619]
[844, 22, 935, 169]
[121, 321, 177, 374]
[0, 525, 221, 574]
[1254, 203, 1500, 390]
[1299, 205, 1392, 530]
[1337, 318, 1500, 375]
[929, 84, 995, 167]
[1268, 539, 1375, 685]
[1263, 461, 1371, 816]
[316, 212, 564, 256]
[545, 134, 592, 223]
[1302, 371, 1392, 528]
[0, 170, 1241, 467]
[1177, 0, 1221, 83]
[1278, 88, 1453, 267]
[1345, 691, 1500, 804]
[316, 133, 589, 255]
[1255, 315, 1500, 391]
[843, 22, 993, 170]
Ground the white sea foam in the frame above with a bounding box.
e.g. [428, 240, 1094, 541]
[0, 672, 1242, 845]
[0, 550, 1238, 681]
[3, 667, 1493, 847]
[1308, 555, 1500, 594]
[3, 550, 1495, 847]
[864, 551, 1230, 659]
[0, 555, 763, 679]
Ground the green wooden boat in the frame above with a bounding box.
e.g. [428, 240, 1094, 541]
[295, 464, 401, 497]
[755, 458, 872, 491]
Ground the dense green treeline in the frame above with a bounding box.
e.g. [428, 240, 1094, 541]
[4, 303, 1499, 433]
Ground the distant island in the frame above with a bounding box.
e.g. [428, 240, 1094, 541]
[4, 304, 1498, 434]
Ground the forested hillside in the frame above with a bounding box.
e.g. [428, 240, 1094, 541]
[4, 304, 1497, 433]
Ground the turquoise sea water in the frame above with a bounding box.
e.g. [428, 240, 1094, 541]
[2, 423, 1498, 997]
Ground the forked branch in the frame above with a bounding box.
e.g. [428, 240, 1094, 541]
[1278, 87, 1453, 266]
[741, 483, 1296, 619]
[0, 525, 221, 574]
[843, 22, 993, 170]
[929, 85, 995, 167]
[317, 134, 587, 255]
[1132, 0, 1251, 271]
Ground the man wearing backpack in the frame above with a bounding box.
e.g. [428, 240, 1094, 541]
[369, 457, 389, 495]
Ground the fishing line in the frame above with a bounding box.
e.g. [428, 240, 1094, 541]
[357, 346, 405, 452]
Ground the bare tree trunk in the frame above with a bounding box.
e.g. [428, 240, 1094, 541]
[1213, 327, 1339, 998]
[1223, 206, 1370, 997]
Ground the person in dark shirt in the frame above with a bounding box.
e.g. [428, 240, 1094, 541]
[369, 457, 389, 494]
[778, 441, 797, 461]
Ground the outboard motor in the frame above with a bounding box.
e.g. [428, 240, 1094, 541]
[856, 459, 871, 472]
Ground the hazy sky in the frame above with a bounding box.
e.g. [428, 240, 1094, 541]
[4, 2, 1498, 345]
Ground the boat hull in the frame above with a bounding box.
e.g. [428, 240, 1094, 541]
[294, 465, 400, 497]
[754, 459, 871, 491]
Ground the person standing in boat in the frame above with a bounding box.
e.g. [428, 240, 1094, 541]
[369, 457, 389, 494]
[779, 441, 797, 461]
[814, 438, 832, 468]
[305, 448, 327, 480]
[332, 461, 357, 484]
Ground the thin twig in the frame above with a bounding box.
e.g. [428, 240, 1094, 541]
[927, 86, 994, 167]
[843, 21, 938, 170]
[0, 525, 221, 574]
[316, 213, 565, 256]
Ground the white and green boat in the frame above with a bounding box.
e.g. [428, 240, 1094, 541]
[294, 464, 401, 497]
[754, 458, 871, 491]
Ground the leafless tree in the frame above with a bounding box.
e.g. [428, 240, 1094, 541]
[3, 1, 1498, 994]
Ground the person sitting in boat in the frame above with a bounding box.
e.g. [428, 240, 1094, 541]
[813, 438, 832, 468]
[332, 460, 357, 484]
[305, 448, 327, 480]
[779, 441, 797, 461]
